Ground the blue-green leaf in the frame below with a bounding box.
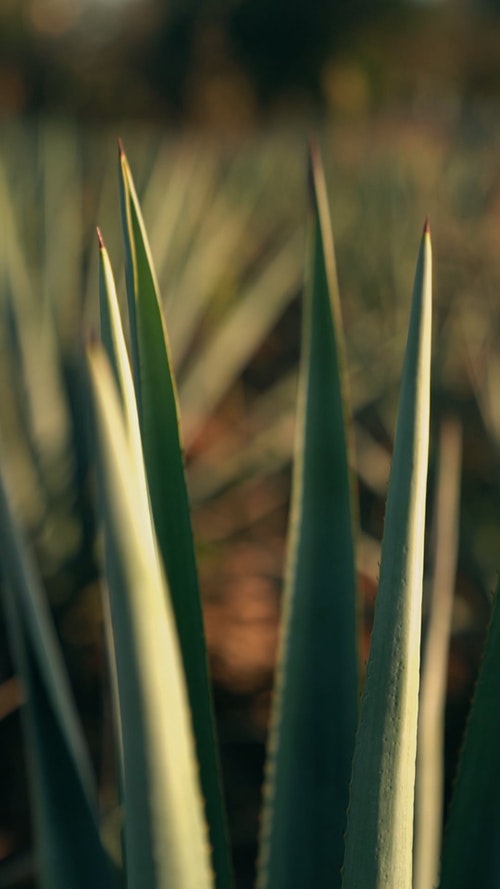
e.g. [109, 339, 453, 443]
[438, 573, 500, 889]
[88, 343, 213, 889]
[117, 143, 233, 889]
[342, 221, 432, 889]
[0, 463, 117, 889]
[257, 144, 360, 889]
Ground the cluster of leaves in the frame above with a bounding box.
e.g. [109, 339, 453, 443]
[0, 141, 499, 889]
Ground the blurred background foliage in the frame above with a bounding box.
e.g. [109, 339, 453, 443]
[0, 1, 499, 888]
[1, 0, 500, 123]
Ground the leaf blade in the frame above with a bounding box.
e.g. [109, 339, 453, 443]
[342, 222, 433, 889]
[88, 344, 213, 889]
[0, 463, 116, 889]
[414, 417, 462, 889]
[438, 573, 500, 889]
[257, 145, 360, 889]
[117, 144, 233, 889]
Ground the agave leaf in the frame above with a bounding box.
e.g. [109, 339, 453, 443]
[342, 221, 432, 889]
[98, 229, 148, 506]
[414, 417, 462, 889]
[438, 572, 500, 889]
[257, 144, 360, 889]
[87, 344, 213, 889]
[0, 462, 116, 889]
[117, 143, 233, 889]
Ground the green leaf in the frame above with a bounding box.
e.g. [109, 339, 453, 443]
[342, 221, 433, 889]
[414, 417, 462, 889]
[438, 573, 500, 889]
[257, 144, 360, 889]
[98, 228, 148, 500]
[87, 344, 213, 889]
[117, 143, 233, 889]
[0, 462, 116, 889]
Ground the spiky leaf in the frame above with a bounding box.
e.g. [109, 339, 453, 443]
[88, 344, 213, 889]
[117, 143, 232, 888]
[0, 464, 116, 889]
[257, 144, 359, 889]
[439, 574, 500, 889]
[342, 222, 432, 889]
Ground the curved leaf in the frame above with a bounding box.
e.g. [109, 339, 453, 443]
[117, 144, 233, 889]
[0, 463, 116, 889]
[88, 344, 213, 889]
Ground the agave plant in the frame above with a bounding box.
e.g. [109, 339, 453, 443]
[0, 138, 498, 889]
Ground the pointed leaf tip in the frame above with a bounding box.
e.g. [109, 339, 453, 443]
[96, 227, 105, 250]
[117, 137, 125, 158]
[306, 138, 322, 206]
[307, 136, 320, 169]
[423, 217, 430, 235]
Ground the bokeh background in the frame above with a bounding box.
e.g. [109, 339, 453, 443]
[1, 1, 500, 886]
[3, 0, 500, 123]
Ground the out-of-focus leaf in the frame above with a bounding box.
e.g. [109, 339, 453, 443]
[117, 144, 233, 889]
[257, 144, 360, 889]
[88, 344, 213, 889]
[438, 573, 500, 889]
[0, 462, 116, 889]
[342, 221, 432, 889]
[180, 230, 302, 447]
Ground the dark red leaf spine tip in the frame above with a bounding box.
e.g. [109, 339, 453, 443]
[96, 227, 105, 249]
[423, 216, 430, 235]
[307, 136, 320, 204]
[117, 137, 125, 158]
